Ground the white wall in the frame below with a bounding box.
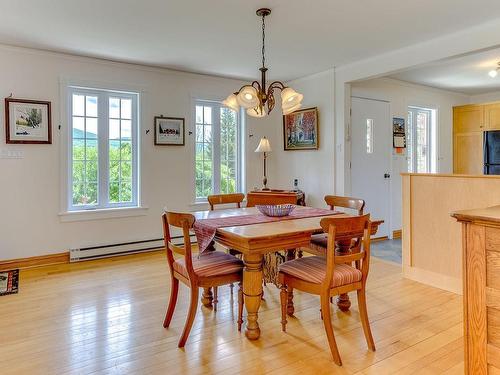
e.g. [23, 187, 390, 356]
[469, 91, 500, 104]
[0, 44, 274, 260]
[268, 70, 335, 208]
[351, 78, 469, 231]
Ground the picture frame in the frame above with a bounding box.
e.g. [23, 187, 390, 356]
[283, 107, 319, 150]
[5, 98, 52, 144]
[154, 116, 185, 146]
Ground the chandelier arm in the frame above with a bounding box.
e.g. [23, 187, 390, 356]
[267, 81, 287, 91]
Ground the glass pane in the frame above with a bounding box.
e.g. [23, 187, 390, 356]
[120, 182, 132, 202]
[72, 183, 85, 205]
[121, 99, 132, 119]
[204, 106, 212, 124]
[121, 120, 132, 140]
[203, 125, 212, 143]
[86, 96, 98, 117]
[109, 140, 120, 160]
[196, 143, 203, 160]
[203, 143, 211, 160]
[72, 95, 84, 117]
[72, 161, 85, 182]
[86, 161, 98, 182]
[72, 117, 85, 138]
[195, 161, 203, 179]
[196, 179, 203, 198]
[109, 119, 120, 140]
[109, 97, 120, 118]
[109, 182, 120, 203]
[366, 119, 373, 154]
[109, 160, 120, 182]
[121, 141, 132, 160]
[196, 106, 203, 124]
[85, 182, 98, 204]
[407, 111, 413, 172]
[121, 161, 132, 180]
[72, 139, 85, 160]
[86, 140, 98, 160]
[416, 111, 429, 173]
[196, 125, 204, 142]
[86, 118, 98, 139]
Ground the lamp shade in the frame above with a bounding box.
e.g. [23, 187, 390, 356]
[282, 102, 302, 115]
[237, 85, 260, 109]
[281, 87, 303, 110]
[247, 106, 266, 118]
[222, 93, 240, 111]
[255, 137, 272, 153]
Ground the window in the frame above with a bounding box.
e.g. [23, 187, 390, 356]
[68, 86, 139, 210]
[195, 100, 242, 200]
[366, 118, 374, 154]
[407, 106, 437, 173]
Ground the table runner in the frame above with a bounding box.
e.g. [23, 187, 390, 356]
[194, 207, 339, 253]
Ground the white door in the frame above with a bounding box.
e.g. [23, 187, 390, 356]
[350, 96, 391, 238]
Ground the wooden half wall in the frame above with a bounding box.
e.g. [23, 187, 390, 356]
[402, 173, 500, 294]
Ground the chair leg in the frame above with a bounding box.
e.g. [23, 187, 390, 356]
[320, 294, 342, 366]
[280, 285, 288, 332]
[213, 286, 218, 312]
[163, 277, 179, 328]
[357, 288, 376, 351]
[178, 285, 199, 348]
[287, 287, 295, 316]
[237, 282, 244, 332]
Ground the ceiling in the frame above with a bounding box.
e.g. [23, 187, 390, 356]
[389, 47, 500, 95]
[2, 1, 500, 81]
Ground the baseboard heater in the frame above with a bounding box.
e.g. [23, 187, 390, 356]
[69, 235, 195, 262]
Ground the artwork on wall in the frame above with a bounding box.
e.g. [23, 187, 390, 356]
[5, 98, 52, 144]
[393, 117, 406, 153]
[154, 116, 185, 146]
[283, 107, 318, 150]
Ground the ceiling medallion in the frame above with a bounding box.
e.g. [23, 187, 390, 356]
[223, 8, 303, 118]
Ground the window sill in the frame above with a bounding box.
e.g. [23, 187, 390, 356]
[189, 201, 210, 211]
[59, 206, 149, 222]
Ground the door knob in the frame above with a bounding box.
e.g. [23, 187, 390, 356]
[384, 173, 391, 179]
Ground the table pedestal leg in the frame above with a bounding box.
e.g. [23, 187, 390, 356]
[285, 249, 296, 315]
[201, 287, 213, 308]
[243, 253, 263, 340]
[336, 293, 351, 312]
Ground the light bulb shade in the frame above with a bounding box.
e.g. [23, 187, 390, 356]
[222, 93, 240, 112]
[237, 86, 260, 109]
[281, 87, 303, 109]
[489, 69, 498, 78]
[255, 137, 272, 153]
[282, 102, 302, 115]
[247, 106, 266, 118]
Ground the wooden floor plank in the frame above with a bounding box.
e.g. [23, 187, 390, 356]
[0, 252, 464, 374]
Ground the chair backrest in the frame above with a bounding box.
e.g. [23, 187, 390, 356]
[207, 193, 245, 211]
[319, 214, 371, 288]
[246, 191, 297, 207]
[162, 211, 196, 280]
[324, 195, 365, 215]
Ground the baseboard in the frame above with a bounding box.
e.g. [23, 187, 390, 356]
[392, 229, 402, 239]
[403, 265, 462, 295]
[0, 252, 70, 271]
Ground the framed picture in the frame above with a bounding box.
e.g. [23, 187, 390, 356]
[5, 98, 52, 144]
[283, 107, 319, 150]
[154, 116, 185, 146]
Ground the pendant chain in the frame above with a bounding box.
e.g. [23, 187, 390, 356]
[261, 15, 266, 69]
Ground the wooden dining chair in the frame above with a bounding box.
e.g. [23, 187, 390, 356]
[162, 211, 245, 347]
[207, 193, 245, 211]
[246, 191, 297, 207]
[278, 215, 375, 365]
[304, 195, 365, 256]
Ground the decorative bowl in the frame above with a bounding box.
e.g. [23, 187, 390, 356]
[256, 204, 295, 217]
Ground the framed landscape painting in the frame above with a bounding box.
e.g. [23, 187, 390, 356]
[5, 98, 52, 144]
[154, 116, 185, 145]
[283, 107, 318, 150]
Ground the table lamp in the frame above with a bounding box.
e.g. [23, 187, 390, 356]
[255, 137, 272, 190]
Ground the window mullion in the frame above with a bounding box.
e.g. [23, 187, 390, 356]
[213, 104, 221, 194]
[99, 92, 109, 207]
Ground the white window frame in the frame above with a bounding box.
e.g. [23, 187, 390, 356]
[407, 105, 437, 173]
[194, 99, 244, 202]
[67, 86, 139, 211]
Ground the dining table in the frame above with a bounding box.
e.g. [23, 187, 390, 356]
[192, 206, 383, 341]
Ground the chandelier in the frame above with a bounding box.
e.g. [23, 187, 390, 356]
[223, 8, 303, 118]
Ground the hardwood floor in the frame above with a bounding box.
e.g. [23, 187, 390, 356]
[0, 251, 464, 374]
